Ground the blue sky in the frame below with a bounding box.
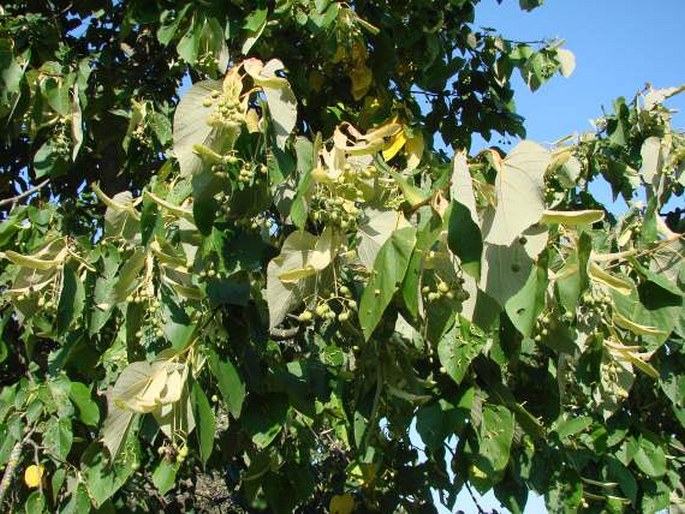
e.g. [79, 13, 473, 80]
[435, 1, 684, 513]
[476, 0, 685, 143]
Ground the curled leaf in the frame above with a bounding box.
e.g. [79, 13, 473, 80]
[541, 209, 604, 226]
[588, 262, 632, 295]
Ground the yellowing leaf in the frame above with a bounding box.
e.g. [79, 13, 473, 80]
[330, 493, 355, 514]
[245, 108, 261, 133]
[588, 262, 632, 295]
[244, 59, 297, 149]
[605, 339, 659, 379]
[278, 265, 316, 283]
[243, 58, 288, 88]
[350, 64, 372, 100]
[405, 131, 424, 169]
[144, 191, 194, 222]
[557, 48, 576, 77]
[540, 209, 605, 226]
[24, 464, 45, 488]
[613, 311, 667, 337]
[381, 130, 406, 161]
[1, 248, 67, 270]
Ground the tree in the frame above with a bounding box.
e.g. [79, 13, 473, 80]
[0, 0, 683, 512]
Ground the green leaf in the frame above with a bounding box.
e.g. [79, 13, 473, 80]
[207, 350, 245, 419]
[157, 5, 191, 46]
[34, 141, 67, 179]
[82, 438, 139, 508]
[57, 263, 85, 335]
[200, 17, 229, 77]
[402, 208, 443, 320]
[69, 382, 100, 426]
[486, 141, 551, 245]
[108, 249, 146, 305]
[437, 328, 484, 385]
[191, 381, 215, 467]
[519, 0, 544, 11]
[494, 469, 529, 514]
[42, 76, 71, 116]
[555, 233, 591, 313]
[447, 200, 482, 279]
[505, 262, 546, 337]
[554, 415, 592, 441]
[43, 417, 73, 460]
[473, 404, 515, 479]
[176, 16, 201, 64]
[241, 9, 268, 54]
[243, 395, 288, 449]
[633, 435, 666, 477]
[150, 112, 172, 145]
[60, 484, 90, 514]
[359, 226, 417, 340]
[152, 458, 180, 495]
[24, 491, 46, 514]
[481, 239, 533, 307]
[545, 468, 582, 513]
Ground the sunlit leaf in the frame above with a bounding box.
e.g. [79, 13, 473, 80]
[486, 141, 551, 246]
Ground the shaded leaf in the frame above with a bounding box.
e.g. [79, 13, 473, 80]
[359, 226, 416, 340]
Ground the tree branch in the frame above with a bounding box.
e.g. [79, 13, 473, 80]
[0, 179, 50, 209]
[0, 428, 35, 507]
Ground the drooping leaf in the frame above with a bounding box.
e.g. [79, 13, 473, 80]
[486, 141, 551, 245]
[244, 59, 297, 149]
[207, 349, 245, 419]
[191, 380, 216, 467]
[266, 231, 319, 328]
[57, 264, 85, 335]
[173, 79, 224, 177]
[357, 209, 410, 270]
[359, 226, 417, 340]
[447, 200, 483, 279]
[69, 382, 99, 427]
[480, 240, 533, 307]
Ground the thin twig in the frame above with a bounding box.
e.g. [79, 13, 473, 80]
[0, 179, 50, 209]
[465, 482, 487, 514]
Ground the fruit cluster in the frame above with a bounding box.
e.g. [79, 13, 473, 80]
[51, 120, 72, 160]
[297, 286, 357, 324]
[421, 274, 469, 303]
[206, 88, 244, 130]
